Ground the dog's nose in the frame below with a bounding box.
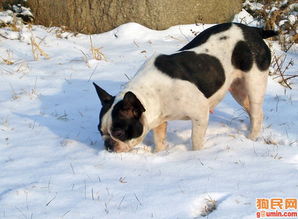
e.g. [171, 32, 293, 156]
[104, 138, 115, 152]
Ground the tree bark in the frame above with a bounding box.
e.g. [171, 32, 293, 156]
[27, 0, 242, 34]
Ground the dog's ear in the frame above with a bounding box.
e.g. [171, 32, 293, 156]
[93, 82, 113, 105]
[122, 91, 145, 118]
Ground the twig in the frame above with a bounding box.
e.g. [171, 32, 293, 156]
[70, 163, 75, 174]
[284, 75, 298, 81]
[133, 40, 139, 47]
[284, 41, 295, 53]
[118, 194, 126, 209]
[91, 188, 94, 200]
[273, 55, 292, 89]
[88, 63, 99, 82]
[45, 195, 56, 206]
[124, 73, 131, 81]
[0, 33, 9, 39]
[134, 193, 142, 206]
[104, 202, 109, 214]
[61, 210, 71, 218]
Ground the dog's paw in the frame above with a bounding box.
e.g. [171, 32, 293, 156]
[154, 144, 168, 153]
[247, 132, 259, 141]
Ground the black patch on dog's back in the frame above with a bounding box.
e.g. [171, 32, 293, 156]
[232, 41, 253, 72]
[235, 23, 271, 71]
[179, 23, 232, 51]
[154, 51, 225, 98]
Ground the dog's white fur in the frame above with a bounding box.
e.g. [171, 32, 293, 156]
[101, 24, 268, 152]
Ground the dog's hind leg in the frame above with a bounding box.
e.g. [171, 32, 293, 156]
[153, 122, 168, 152]
[230, 69, 268, 140]
[245, 68, 268, 140]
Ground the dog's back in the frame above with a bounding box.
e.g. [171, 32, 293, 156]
[129, 23, 276, 108]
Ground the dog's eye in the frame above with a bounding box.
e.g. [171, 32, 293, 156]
[111, 128, 126, 141]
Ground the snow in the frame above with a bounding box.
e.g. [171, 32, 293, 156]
[288, 15, 297, 26]
[0, 11, 14, 24]
[12, 5, 33, 18]
[232, 9, 261, 27]
[1, 17, 298, 219]
[243, 0, 264, 11]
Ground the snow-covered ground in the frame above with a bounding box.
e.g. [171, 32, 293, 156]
[0, 13, 297, 219]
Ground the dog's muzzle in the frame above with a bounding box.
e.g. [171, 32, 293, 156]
[104, 136, 131, 153]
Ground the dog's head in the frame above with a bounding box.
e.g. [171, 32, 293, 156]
[93, 83, 146, 152]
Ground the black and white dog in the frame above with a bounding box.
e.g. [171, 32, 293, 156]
[93, 23, 277, 152]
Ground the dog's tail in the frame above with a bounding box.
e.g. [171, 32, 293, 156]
[258, 29, 278, 39]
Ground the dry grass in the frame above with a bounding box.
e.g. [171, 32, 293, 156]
[1, 14, 21, 32]
[0, 10, 25, 33]
[30, 35, 50, 61]
[9, 77, 39, 100]
[89, 36, 106, 61]
[53, 26, 78, 39]
[0, 50, 14, 65]
[1, 58, 14, 65]
[263, 136, 278, 145]
[248, 0, 298, 89]
[244, 0, 297, 51]
[200, 196, 217, 217]
[80, 36, 106, 67]
[80, 49, 89, 65]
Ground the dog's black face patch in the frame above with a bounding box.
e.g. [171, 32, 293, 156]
[179, 23, 232, 51]
[93, 84, 145, 151]
[235, 23, 271, 71]
[154, 51, 225, 98]
[110, 92, 145, 141]
[232, 41, 253, 72]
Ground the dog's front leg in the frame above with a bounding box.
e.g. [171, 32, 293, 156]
[153, 122, 167, 152]
[191, 113, 209, 150]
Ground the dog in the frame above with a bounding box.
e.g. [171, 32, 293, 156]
[93, 22, 277, 152]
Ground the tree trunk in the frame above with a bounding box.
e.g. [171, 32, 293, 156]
[27, 0, 242, 34]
